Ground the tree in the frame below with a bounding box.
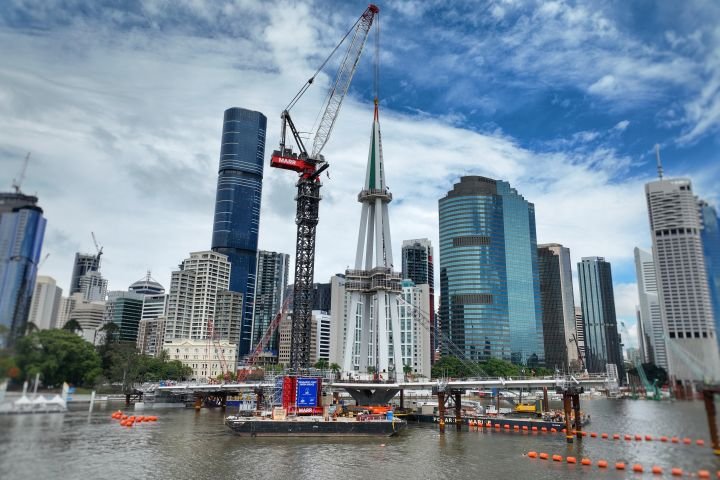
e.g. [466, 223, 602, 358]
[314, 358, 329, 370]
[431, 356, 475, 379]
[62, 319, 83, 333]
[15, 329, 101, 386]
[329, 363, 341, 378]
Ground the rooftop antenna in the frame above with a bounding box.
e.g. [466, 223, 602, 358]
[12, 152, 31, 194]
[655, 144, 663, 180]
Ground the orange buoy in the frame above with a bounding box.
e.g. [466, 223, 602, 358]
[651, 466, 663, 475]
[581, 431, 587, 437]
[552, 455, 563, 462]
[671, 468, 683, 476]
[495, 424, 500, 429]
[671, 436, 679, 443]
[598, 460, 608, 468]
[581, 458, 592, 466]
[634, 434, 642, 441]
[698, 470, 710, 479]
[613, 434, 620, 440]
[616, 462, 626, 470]
[504, 424, 510, 430]
[567, 456, 577, 464]
[562, 428, 567, 433]
[532, 426, 538, 432]
[632, 464, 644, 473]
[683, 438, 692, 445]
[696, 439, 705, 446]
[528, 451, 537, 458]
[541, 427, 547, 432]
[645, 435, 653, 441]
[660, 436, 668, 442]
[121, 415, 128, 420]
[624, 434, 632, 441]
[550, 428, 557, 433]
[539, 453, 549, 460]
[514, 425, 520, 431]
[522, 425, 528, 431]
[590, 432, 597, 438]
[601, 433, 608, 439]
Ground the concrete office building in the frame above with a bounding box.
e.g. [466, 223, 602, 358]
[27, 275, 62, 330]
[645, 176, 720, 384]
[633, 247, 668, 369]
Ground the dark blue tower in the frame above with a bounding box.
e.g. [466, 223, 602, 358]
[0, 193, 46, 348]
[211, 107, 267, 357]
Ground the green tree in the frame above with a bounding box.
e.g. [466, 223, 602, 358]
[479, 358, 521, 377]
[15, 329, 101, 386]
[62, 319, 83, 333]
[329, 363, 341, 378]
[314, 358, 329, 370]
[431, 356, 476, 378]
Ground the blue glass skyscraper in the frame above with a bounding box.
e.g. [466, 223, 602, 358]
[699, 200, 720, 350]
[439, 176, 544, 366]
[211, 107, 267, 357]
[0, 193, 46, 347]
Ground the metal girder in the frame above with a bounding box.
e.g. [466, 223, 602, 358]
[289, 178, 321, 369]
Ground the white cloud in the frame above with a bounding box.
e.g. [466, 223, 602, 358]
[613, 120, 630, 131]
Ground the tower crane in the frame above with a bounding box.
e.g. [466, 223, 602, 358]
[270, 4, 379, 370]
[12, 152, 31, 194]
[91, 231, 103, 265]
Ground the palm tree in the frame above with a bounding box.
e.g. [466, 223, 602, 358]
[403, 364, 413, 380]
[314, 358, 329, 370]
[24, 322, 40, 335]
[62, 319, 83, 333]
[330, 363, 341, 380]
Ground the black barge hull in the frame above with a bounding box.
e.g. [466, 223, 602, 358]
[225, 418, 406, 437]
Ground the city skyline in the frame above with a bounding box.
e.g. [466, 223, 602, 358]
[2, 1, 720, 350]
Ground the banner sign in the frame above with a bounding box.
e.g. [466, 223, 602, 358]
[296, 377, 319, 407]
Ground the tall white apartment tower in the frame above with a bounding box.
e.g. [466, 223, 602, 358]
[645, 176, 720, 384]
[342, 102, 403, 378]
[163, 251, 231, 341]
[633, 247, 668, 370]
[27, 275, 63, 330]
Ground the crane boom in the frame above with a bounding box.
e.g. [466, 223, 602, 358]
[311, 5, 378, 158]
[12, 152, 30, 194]
[270, 4, 379, 370]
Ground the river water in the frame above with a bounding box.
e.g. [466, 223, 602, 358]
[1, 398, 718, 479]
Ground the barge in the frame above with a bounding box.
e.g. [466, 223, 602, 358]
[225, 413, 406, 437]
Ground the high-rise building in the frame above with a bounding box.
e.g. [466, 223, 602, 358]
[211, 107, 267, 357]
[105, 291, 144, 343]
[56, 295, 78, 329]
[398, 279, 432, 378]
[645, 177, 720, 383]
[577, 257, 624, 381]
[438, 176, 544, 365]
[129, 273, 165, 296]
[163, 251, 231, 342]
[252, 250, 289, 354]
[137, 317, 166, 357]
[633, 247, 667, 369]
[27, 275, 63, 330]
[537, 244, 578, 371]
[79, 270, 108, 302]
[0, 193, 46, 347]
[69, 253, 100, 295]
[214, 291, 243, 346]
[342, 104, 403, 377]
[67, 294, 106, 345]
[402, 238, 436, 362]
[312, 282, 332, 313]
[699, 201, 720, 351]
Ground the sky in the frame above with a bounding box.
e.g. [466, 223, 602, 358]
[2, 0, 719, 350]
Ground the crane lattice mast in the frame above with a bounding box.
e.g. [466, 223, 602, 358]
[270, 4, 379, 370]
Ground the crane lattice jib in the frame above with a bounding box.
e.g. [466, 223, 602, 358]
[310, 5, 378, 158]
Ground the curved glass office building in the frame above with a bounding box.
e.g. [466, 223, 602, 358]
[439, 176, 543, 365]
[0, 196, 46, 348]
[211, 107, 267, 356]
